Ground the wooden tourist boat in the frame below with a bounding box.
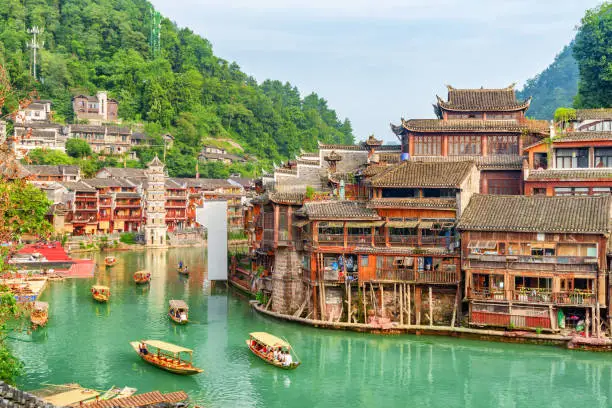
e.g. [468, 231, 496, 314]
[133, 270, 151, 284]
[104, 256, 118, 267]
[91, 285, 110, 302]
[177, 266, 189, 276]
[246, 332, 300, 370]
[129, 340, 203, 375]
[168, 299, 189, 324]
[30, 301, 49, 328]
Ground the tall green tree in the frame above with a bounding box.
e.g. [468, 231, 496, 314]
[65, 138, 92, 158]
[574, 2, 612, 108]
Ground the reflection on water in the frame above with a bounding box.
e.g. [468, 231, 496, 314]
[8, 247, 612, 408]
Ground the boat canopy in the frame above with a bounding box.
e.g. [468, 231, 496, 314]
[169, 300, 188, 310]
[143, 340, 193, 354]
[249, 332, 290, 349]
[92, 285, 110, 291]
[33, 301, 48, 311]
[134, 270, 149, 277]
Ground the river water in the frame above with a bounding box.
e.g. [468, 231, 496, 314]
[8, 247, 612, 408]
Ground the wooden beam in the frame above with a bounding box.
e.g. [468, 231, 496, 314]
[380, 283, 384, 318]
[451, 284, 460, 328]
[407, 284, 412, 326]
[429, 286, 433, 327]
[399, 284, 404, 326]
[362, 283, 367, 324]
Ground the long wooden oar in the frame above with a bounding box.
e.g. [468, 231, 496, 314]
[282, 336, 301, 363]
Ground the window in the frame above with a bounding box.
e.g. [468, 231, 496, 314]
[533, 188, 547, 196]
[488, 179, 520, 195]
[574, 187, 589, 196]
[360, 256, 369, 267]
[595, 148, 612, 168]
[555, 148, 588, 169]
[448, 135, 481, 155]
[533, 153, 548, 170]
[554, 187, 572, 196]
[487, 135, 518, 155]
[414, 135, 441, 156]
[423, 188, 455, 198]
[592, 187, 611, 196]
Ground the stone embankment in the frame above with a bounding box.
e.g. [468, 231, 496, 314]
[249, 301, 612, 350]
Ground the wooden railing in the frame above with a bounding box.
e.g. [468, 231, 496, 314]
[389, 235, 418, 246]
[468, 255, 598, 273]
[347, 235, 372, 245]
[318, 234, 344, 244]
[468, 288, 596, 305]
[375, 267, 459, 284]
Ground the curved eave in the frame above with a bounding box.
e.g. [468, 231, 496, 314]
[436, 97, 532, 113]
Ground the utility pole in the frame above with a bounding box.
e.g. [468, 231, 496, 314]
[150, 6, 161, 59]
[27, 26, 44, 80]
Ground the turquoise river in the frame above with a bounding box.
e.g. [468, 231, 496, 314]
[8, 247, 612, 407]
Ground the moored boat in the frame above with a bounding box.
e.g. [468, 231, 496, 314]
[129, 339, 203, 375]
[133, 270, 151, 284]
[246, 332, 300, 370]
[91, 285, 110, 302]
[168, 300, 188, 324]
[30, 301, 49, 328]
[104, 256, 117, 267]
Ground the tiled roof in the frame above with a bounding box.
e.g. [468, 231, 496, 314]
[185, 178, 234, 189]
[576, 108, 612, 121]
[375, 145, 402, 151]
[82, 178, 135, 188]
[165, 178, 187, 189]
[378, 152, 400, 163]
[367, 198, 457, 210]
[98, 167, 147, 179]
[437, 85, 530, 112]
[269, 192, 305, 205]
[526, 169, 612, 181]
[457, 194, 612, 234]
[362, 165, 391, 177]
[275, 168, 297, 175]
[318, 142, 366, 151]
[300, 201, 380, 220]
[300, 152, 319, 158]
[24, 165, 80, 176]
[370, 161, 474, 188]
[83, 391, 188, 408]
[402, 119, 548, 133]
[554, 131, 612, 143]
[59, 181, 97, 192]
[411, 155, 524, 170]
[328, 172, 356, 184]
[115, 192, 140, 198]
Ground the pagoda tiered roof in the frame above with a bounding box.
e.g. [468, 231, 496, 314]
[400, 119, 548, 133]
[436, 84, 531, 112]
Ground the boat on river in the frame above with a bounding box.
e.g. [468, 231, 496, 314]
[177, 266, 189, 276]
[168, 299, 188, 324]
[129, 339, 203, 375]
[91, 285, 110, 302]
[133, 270, 151, 284]
[30, 301, 48, 328]
[104, 256, 117, 267]
[246, 332, 300, 370]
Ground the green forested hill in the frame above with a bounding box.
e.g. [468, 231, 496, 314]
[516, 44, 579, 120]
[0, 0, 354, 177]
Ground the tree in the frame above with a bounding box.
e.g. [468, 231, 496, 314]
[65, 138, 92, 158]
[26, 148, 73, 165]
[574, 3, 612, 108]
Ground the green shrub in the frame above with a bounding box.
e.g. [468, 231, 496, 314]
[120, 232, 137, 244]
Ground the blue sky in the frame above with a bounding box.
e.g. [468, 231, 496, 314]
[150, 0, 602, 143]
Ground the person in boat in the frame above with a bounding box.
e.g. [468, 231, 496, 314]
[283, 351, 293, 367]
[273, 348, 280, 361]
[139, 342, 149, 355]
[179, 260, 184, 269]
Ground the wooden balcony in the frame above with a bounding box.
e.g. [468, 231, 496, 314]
[389, 235, 418, 246]
[318, 234, 344, 245]
[375, 267, 459, 284]
[467, 254, 599, 273]
[468, 288, 596, 306]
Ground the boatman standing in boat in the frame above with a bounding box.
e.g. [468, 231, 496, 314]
[283, 351, 293, 367]
[179, 260, 184, 269]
